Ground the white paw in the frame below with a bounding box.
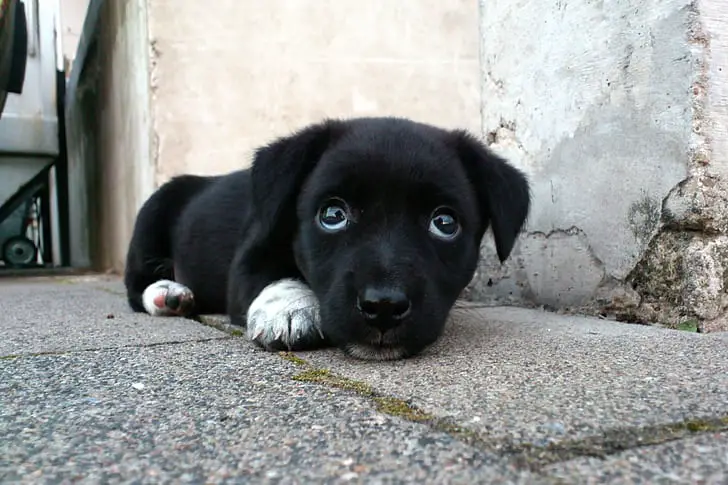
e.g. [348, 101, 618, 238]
[142, 279, 195, 316]
[246, 278, 324, 350]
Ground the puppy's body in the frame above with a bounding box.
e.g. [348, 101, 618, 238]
[125, 172, 248, 314]
[125, 117, 531, 360]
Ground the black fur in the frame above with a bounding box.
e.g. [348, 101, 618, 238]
[125, 117, 531, 358]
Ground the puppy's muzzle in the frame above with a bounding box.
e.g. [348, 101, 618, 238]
[356, 286, 411, 333]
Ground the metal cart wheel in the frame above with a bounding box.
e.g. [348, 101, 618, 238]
[2, 234, 37, 266]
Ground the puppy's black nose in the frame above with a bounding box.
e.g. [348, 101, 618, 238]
[357, 287, 411, 332]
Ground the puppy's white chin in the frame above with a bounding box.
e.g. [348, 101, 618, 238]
[344, 344, 408, 361]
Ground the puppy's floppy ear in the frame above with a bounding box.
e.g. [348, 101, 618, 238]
[450, 130, 531, 263]
[251, 119, 345, 238]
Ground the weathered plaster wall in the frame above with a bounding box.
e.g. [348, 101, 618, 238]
[145, 0, 481, 184]
[65, 0, 154, 270]
[470, 0, 728, 331]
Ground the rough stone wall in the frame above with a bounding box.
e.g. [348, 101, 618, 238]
[469, 0, 728, 332]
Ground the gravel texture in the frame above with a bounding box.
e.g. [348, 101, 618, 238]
[296, 306, 728, 448]
[545, 431, 728, 484]
[0, 276, 226, 355]
[0, 340, 535, 484]
[1, 276, 727, 483]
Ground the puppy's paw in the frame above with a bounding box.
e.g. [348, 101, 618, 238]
[142, 279, 195, 317]
[246, 278, 325, 351]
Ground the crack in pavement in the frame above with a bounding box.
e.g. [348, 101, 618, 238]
[275, 351, 728, 472]
[0, 336, 232, 360]
[168, 314, 728, 473]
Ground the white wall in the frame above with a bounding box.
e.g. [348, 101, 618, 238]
[146, 0, 482, 184]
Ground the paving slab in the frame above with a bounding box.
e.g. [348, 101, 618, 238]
[0, 276, 226, 356]
[2, 276, 728, 482]
[544, 431, 728, 484]
[293, 306, 728, 455]
[0, 339, 537, 484]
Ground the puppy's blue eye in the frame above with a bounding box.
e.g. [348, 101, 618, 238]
[317, 200, 349, 232]
[429, 208, 460, 240]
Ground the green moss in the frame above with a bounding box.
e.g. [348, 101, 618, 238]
[684, 418, 721, 432]
[685, 422, 709, 432]
[373, 397, 433, 422]
[292, 368, 374, 396]
[677, 320, 699, 332]
[282, 351, 437, 425]
[278, 351, 309, 366]
[290, 365, 433, 423]
[0, 350, 70, 360]
[229, 329, 244, 337]
[292, 368, 333, 382]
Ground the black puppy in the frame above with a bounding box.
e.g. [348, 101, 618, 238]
[124, 117, 530, 360]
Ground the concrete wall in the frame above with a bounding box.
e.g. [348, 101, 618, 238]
[146, 0, 481, 184]
[65, 0, 154, 270]
[468, 0, 728, 331]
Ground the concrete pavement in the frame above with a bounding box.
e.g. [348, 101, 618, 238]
[1, 275, 727, 484]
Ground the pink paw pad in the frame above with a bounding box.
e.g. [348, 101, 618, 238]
[142, 280, 195, 317]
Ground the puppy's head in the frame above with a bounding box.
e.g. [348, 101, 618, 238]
[251, 117, 530, 360]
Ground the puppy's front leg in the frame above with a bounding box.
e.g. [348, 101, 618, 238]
[227, 243, 328, 351]
[246, 278, 326, 351]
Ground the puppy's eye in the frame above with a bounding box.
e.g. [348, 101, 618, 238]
[429, 207, 461, 240]
[317, 199, 350, 232]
